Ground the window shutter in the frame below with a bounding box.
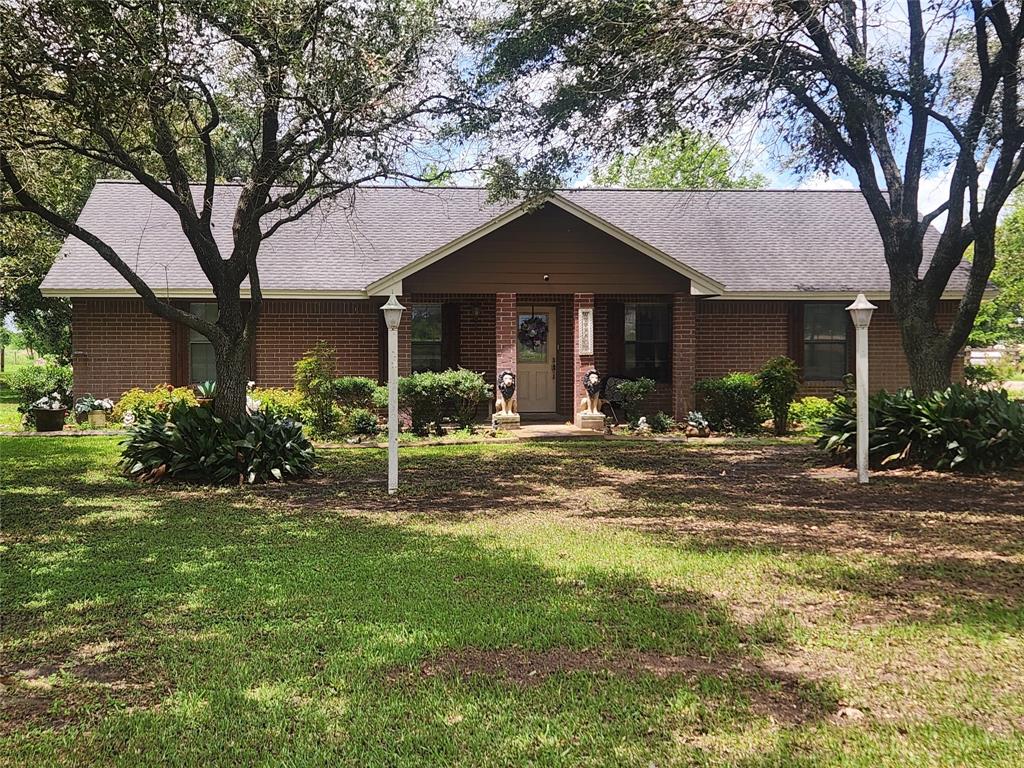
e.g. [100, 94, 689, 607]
[441, 302, 461, 370]
[788, 302, 805, 377]
[169, 300, 190, 386]
[606, 301, 625, 374]
[377, 305, 388, 385]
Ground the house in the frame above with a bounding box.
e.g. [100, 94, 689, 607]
[41, 181, 970, 421]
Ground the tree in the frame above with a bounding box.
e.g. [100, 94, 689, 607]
[593, 132, 766, 189]
[476, 1, 1024, 393]
[972, 189, 1024, 345]
[1, 0, 469, 419]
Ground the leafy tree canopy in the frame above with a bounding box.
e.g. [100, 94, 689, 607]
[592, 133, 766, 190]
[972, 190, 1024, 346]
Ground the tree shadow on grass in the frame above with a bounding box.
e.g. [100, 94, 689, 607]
[2, 493, 840, 764]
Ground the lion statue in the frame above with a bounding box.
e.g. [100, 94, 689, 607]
[578, 368, 603, 416]
[495, 370, 517, 416]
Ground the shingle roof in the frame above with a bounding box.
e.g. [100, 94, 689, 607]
[40, 181, 971, 297]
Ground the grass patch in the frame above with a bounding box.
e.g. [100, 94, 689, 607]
[2, 437, 1022, 766]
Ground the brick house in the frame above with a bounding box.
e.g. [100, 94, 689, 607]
[41, 181, 972, 421]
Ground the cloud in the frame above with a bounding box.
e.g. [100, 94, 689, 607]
[796, 173, 858, 191]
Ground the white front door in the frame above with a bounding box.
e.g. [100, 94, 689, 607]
[516, 307, 557, 412]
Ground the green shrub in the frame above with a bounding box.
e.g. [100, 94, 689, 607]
[119, 401, 315, 484]
[294, 343, 338, 436]
[964, 363, 999, 387]
[112, 385, 198, 424]
[438, 368, 491, 428]
[250, 387, 305, 422]
[789, 396, 837, 434]
[647, 411, 675, 433]
[343, 407, 379, 436]
[334, 376, 383, 409]
[757, 356, 800, 435]
[8, 364, 73, 424]
[616, 377, 657, 426]
[818, 385, 1024, 471]
[399, 371, 447, 435]
[694, 372, 763, 433]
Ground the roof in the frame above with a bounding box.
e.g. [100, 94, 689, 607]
[40, 181, 973, 299]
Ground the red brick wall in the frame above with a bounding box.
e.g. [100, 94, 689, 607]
[695, 299, 965, 396]
[254, 299, 379, 387]
[71, 299, 173, 399]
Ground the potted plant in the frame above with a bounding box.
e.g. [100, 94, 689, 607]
[685, 411, 711, 438]
[74, 394, 114, 428]
[194, 380, 216, 407]
[30, 393, 68, 432]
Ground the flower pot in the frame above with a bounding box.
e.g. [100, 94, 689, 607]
[196, 397, 214, 408]
[33, 408, 67, 432]
[87, 410, 108, 428]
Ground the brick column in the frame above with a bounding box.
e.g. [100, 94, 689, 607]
[672, 292, 696, 419]
[495, 292, 517, 376]
[398, 295, 412, 376]
[573, 293, 596, 415]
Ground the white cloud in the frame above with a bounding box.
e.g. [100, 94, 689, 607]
[796, 173, 858, 191]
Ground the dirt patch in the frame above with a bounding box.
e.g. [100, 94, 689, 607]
[391, 647, 833, 725]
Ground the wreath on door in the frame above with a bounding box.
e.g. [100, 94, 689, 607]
[518, 315, 548, 351]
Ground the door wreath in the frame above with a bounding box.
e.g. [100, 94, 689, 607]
[518, 315, 548, 351]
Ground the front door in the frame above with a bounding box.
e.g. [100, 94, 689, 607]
[516, 306, 557, 412]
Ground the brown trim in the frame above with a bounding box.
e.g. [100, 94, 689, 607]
[169, 299, 190, 386]
[606, 300, 625, 373]
[441, 301, 461, 369]
[788, 301, 805, 376]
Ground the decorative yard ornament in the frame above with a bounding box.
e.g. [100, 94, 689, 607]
[846, 294, 877, 485]
[495, 370, 517, 416]
[579, 368, 603, 415]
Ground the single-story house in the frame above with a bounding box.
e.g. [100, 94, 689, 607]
[41, 181, 970, 420]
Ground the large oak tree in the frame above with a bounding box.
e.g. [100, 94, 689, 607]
[1, 0, 470, 418]
[476, 0, 1024, 393]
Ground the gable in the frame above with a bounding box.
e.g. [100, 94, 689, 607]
[403, 204, 692, 294]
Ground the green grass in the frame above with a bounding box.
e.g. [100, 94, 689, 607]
[2, 438, 1023, 766]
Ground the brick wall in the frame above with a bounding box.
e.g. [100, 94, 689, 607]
[254, 299, 379, 387]
[71, 299, 173, 399]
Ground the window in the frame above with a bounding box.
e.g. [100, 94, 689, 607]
[189, 302, 218, 383]
[411, 303, 443, 372]
[803, 303, 849, 380]
[624, 303, 670, 381]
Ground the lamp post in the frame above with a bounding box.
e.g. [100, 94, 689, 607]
[846, 293, 877, 485]
[381, 295, 405, 494]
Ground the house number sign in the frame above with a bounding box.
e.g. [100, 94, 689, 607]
[578, 307, 593, 355]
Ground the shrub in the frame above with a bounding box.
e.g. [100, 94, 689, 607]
[250, 387, 305, 422]
[74, 394, 114, 417]
[647, 411, 675, 433]
[818, 385, 1024, 471]
[294, 343, 338, 436]
[757, 356, 800, 435]
[616, 377, 657, 426]
[438, 368, 491, 428]
[112, 385, 198, 424]
[119, 401, 315, 484]
[964, 362, 999, 387]
[789, 396, 837, 434]
[694, 372, 763, 433]
[343, 407, 379, 436]
[334, 376, 383, 409]
[399, 371, 447, 435]
[8, 364, 73, 424]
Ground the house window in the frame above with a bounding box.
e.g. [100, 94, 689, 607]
[803, 303, 849, 380]
[411, 303, 443, 372]
[189, 302, 218, 383]
[624, 303, 670, 381]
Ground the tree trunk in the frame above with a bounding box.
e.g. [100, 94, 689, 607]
[889, 257, 955, 395]
[213, 340, 250, 420]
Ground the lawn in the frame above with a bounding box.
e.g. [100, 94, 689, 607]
[2, 437, 1022, 766]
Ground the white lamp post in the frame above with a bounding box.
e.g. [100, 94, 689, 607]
[381, 295, 405, 494]
[846, 293, 877, 485]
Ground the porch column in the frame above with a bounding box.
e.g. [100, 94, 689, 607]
[398, 294, 412, 376]
[672, 292, 696, 420]
[493, 292, 520, 429]
[573, 293, 600, 428]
